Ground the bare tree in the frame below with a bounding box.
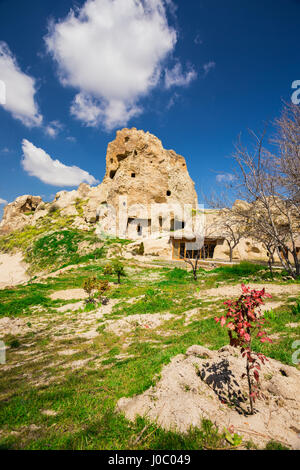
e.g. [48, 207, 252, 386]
[180, 251, 200, 281]
[247, 223, 277, 278]
[216, 210, 245, 262]
[204, 203, 245, 262]
[263, 240, 276, 279]
[206, 104, 300, 278]
[273, 103, 300, 212]
[231, 105, 300, 278]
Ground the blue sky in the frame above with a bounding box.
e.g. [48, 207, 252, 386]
[0, 0, 299, 215]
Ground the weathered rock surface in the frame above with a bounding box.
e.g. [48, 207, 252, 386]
[117, 345, 300, 449]
[102, 128, 198, 208]
[95, 128, 198, 237]
[0, 128, 198, 237]
[0, 195, 42, 233]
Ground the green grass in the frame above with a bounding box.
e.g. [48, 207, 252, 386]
[0, 256, 299, 450]
[112, 288, 174, 317]
[74, 198, 89, 218]
[265, 440, 290, 450]
[165, 267, 190, 282]
[0, 291, 53, 317]
[25, 229, 104, 273]
[0, 211, 76, 254]
[211, 261, 267, 278]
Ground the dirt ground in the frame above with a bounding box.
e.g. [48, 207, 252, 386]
[105, 313, 174, 336]
[50, 289, 88, 301]
[199, 283, 300, 299]
[117, 345, 300, 450]
[0, 253, 29, 289]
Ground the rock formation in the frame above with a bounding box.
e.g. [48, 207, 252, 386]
[0, 128, 198, 236]
[102, 128, 198, 208]
[0, 195, 42, 233]
[1, 127, 295, 263]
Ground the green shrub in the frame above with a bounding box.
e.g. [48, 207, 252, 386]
[0, 293, 50, 317]
[103, 263, 113, 275]
[9, 339, 21, 349]
[137, 242, 145, 256]
[75, 198, 88, 217]
[48, 203, 59, 214]
[265, 440, 289, 450]
[112, 260, 126, 284]
[84, 302, 96, 312]
[291, 298, 300, 316]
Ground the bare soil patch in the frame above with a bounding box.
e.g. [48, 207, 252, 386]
[50, 289, 88, 301]
[0, 253, 29, 289]
[56, 301, 84, 313]
[199, 283, 300, 299]
[117, 345, 300, 449]
[0, 317, 35, 337]
[105, 313, 174, 336]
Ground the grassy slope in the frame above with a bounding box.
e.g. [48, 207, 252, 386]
[0, 208, 132, 276]
[0, 252, 298, 450]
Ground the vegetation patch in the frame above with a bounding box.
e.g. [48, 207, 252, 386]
[25, 230, 104, 273]
[0, 255, 299, 450]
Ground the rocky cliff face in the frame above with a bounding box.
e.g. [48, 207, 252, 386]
[0, 128, 198, 234]
[102, 128, 198, 208]
[0, 195, 42, 234]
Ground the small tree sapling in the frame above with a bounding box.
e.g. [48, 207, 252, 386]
[83, 277, 109, 305]
[215, 284, 272, 415]
[112, 260, 126, 284]
[83, 276, 99, 303]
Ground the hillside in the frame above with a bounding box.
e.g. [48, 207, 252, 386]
[0, 245, 300, 449]
[0, 128, 299, 451]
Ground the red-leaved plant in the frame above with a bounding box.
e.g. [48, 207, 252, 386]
[215, 284, 272, 414]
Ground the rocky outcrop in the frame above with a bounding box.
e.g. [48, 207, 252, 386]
[102, 128, 198, 208]
[0, 128, 198, 236]
[0, 195, 42, 233]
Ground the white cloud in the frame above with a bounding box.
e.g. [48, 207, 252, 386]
[165, 62, 197, 89]
[203, 61, 216, 77]
[0, 198, 7, 205]
[45, 120, 63, 138]
[21, 139, 98, 187]
[164, 0, 178, 17]
[0, 42, 42, 127]
[216, 173, 235, 183]
[45, 0, 194, 130]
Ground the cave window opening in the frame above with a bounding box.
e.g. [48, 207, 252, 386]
[167, 190, 171, 196]
[131, 173, 136, 178]
[110, 170, 117, 179]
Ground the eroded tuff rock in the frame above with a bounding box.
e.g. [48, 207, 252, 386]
[102, 128, 198, 208]
[0, 128, 198, 235]
[0, 195, 42, 233]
